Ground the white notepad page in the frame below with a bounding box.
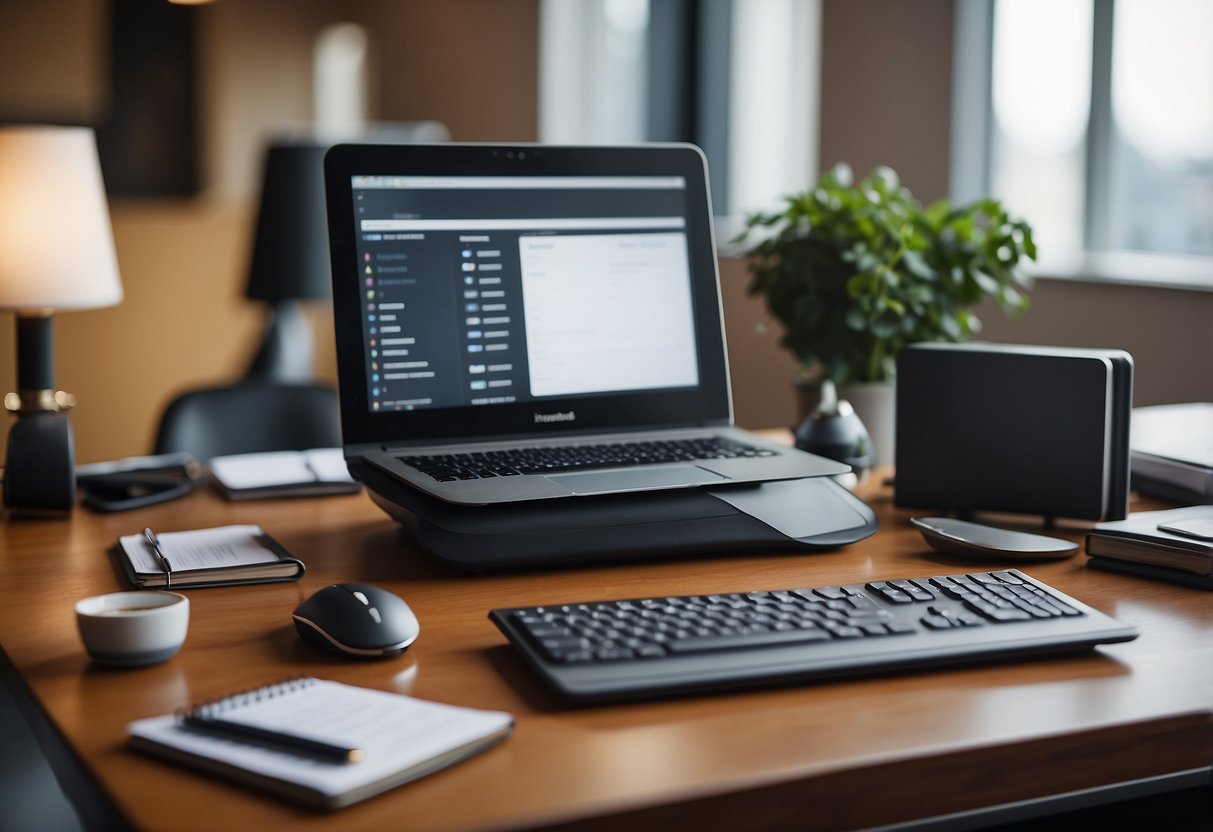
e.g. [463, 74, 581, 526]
[120, 525, 277, 574]
[209, 449, 355, 490]
[128, 678, 513, 805]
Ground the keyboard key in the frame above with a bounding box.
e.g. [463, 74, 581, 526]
[890, 579, 935, 602]
[666, 627, 832, 654]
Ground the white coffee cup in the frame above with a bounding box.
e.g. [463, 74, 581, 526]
[75, 591, 189, 667]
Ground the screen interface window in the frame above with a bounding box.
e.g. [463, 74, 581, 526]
[351, 175, 700, 413]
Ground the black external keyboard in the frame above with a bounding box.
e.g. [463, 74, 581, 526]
[489, 570, 1138, 702]
[401, 437, 775, 482]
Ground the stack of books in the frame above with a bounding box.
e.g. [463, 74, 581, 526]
[1085, 505, 1213, 590]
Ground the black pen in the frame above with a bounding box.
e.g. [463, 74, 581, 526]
[180, 715, 364, 763]
[143, 528, 173, 590]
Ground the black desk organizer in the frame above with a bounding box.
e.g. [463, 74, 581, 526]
[351, 461, 878, 572]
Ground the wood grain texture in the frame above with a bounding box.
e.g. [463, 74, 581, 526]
[2, 458, 1210, 831]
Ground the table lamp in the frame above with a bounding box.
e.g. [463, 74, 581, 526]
[243, 140, 330, 381]
[0, 126, 123, 514]
[243, 124, 449, 381]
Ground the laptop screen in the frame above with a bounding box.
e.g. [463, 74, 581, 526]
[352, 175, 698, 413]
[325, 144, 731, 448]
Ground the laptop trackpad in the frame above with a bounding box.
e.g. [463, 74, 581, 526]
[546, 465, 727, 495]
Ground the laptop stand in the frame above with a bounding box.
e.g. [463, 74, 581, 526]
[352, 462, 878, 572]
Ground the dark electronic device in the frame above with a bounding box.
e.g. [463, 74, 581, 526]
[489, 569, 1137, 703]
[321, 142, 878, 570]
[292, 583, 419, 659]
[793, 381, 873, 469]
[76, 452, 200, 512]
[895, 343, 1133, 522]
[911, 517, 1079, 560]
[322, 142, 847, 508]
[352, 460, 878, 572]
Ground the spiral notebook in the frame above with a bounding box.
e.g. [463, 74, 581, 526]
[127, 677, 514, 810]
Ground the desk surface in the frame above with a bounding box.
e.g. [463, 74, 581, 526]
[1, 466, 1211, 831]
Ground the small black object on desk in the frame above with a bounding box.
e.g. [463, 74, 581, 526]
[912, 517, 1079, 560]
[293, 583, 420, 659]
[793, 381, 873, 470]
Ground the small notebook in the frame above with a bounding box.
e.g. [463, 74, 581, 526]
[1085, 505, 1213, 587]
[208, 449, 361, 501]
[117, 525, 304, 589]
[127, 677, 514, 810]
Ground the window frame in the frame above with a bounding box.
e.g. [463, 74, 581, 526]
[951, 0, 1213, 293]
[538, 0, 821, 253]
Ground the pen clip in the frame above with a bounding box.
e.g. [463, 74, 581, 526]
[143, 528, 173, 589]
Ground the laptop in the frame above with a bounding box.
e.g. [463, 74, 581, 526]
[323, 143, 847, 505]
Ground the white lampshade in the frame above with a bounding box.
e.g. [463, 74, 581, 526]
[0, 126, 123, 312]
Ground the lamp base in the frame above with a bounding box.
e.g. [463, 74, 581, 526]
[3, 411, 75, 515]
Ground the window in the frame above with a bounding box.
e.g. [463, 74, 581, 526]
[989, 0, 1092, 257]
[538, 0, 820, 233]
[538, 0, 651, 146]
[1105, 0, 1213, 258]
[314, 23, 369, 139]
[954, 0, 1213, 289]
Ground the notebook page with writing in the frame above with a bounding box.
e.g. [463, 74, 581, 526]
[116, 525, 303, 588]
[128, 678, 513, 809]
[121, 525, 279, 574]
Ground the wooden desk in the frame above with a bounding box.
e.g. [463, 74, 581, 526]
[2, 472, 1211, 831]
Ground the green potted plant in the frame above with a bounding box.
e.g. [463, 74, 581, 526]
[737, 163, 1037, 465]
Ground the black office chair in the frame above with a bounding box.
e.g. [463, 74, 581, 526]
[153, 382, 342, 463]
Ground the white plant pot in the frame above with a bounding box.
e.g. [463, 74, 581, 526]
[838, 381, 896, 468]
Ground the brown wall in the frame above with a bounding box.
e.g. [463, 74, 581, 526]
[0, 0, 540, 464]
[819, 0, 956, 202]
[719, 258, 802, 431]
[356, 0, 539, 142]
[2, 0, 1210, 467]
[0, 0, 107, 124]
[197, 0, 539, 196]
[975, 280, 1213, 407]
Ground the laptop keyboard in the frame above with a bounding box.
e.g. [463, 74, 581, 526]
[489, 569, 1139, 702]
[401, 437, 775, 482]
